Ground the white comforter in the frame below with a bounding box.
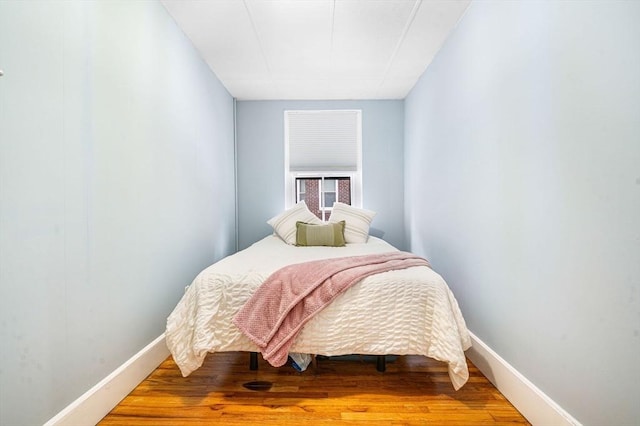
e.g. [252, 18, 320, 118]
[166, 235, 472, 389]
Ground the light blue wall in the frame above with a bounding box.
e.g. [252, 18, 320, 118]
[404, 1, 640, 425]
[236, 100, 405, 251]
[0, 2, 236, 425]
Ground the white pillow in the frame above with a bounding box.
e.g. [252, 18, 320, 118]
[267, 201, 323, 245]
[328, 202, 376, 243]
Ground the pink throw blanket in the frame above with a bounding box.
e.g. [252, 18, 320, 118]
[232, 252, 431, 367]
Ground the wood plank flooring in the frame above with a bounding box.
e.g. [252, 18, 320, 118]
[99, 352, 530, 425]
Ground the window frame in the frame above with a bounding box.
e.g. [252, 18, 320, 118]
[284, 110, 362, 210]
[320, 177, 338, 213]
[294, 175, 351, 221]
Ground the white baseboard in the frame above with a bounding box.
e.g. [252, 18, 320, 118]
[466, 331, 581, 426]
[44, 334, 169, 426]
[43, 331, 580, 426]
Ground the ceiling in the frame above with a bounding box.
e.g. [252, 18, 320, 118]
[161, 0, 470, 100]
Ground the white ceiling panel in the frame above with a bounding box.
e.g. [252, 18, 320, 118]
[330, 0, 417, 79]
[275, 79, 331, 100]
[160, 0, 470, 100]
[383, 0, 470, 82]
[246, 0, 334, 78]
[376, 77, 417, 99]
[222, 79, 280, 100]
[327, 78, 384, 100]
[162, 0, 268, 80]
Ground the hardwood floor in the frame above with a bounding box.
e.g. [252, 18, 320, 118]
[99, 352, 530, 425]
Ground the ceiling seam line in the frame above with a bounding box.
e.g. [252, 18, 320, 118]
[242, 0, 277, 95]
[376, 0, 423, 97]
[328, 0, 336, 95]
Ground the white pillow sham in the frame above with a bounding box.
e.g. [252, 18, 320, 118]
[328, 202, 376, 243]
[267, 200, 322, 245]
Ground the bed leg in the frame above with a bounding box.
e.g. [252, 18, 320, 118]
[376, 355, 386, 372]
[249, 352, 258, 370]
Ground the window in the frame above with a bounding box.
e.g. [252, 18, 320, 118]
[295, 176, 352, 221]
[322, 178, 337, 208]
[285, 110, 362, 219]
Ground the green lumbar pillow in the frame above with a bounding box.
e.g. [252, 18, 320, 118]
[296, 221, 346, 247]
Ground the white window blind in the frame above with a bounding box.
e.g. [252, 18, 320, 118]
[286, 110, 361, 172]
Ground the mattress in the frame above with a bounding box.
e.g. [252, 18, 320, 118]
[166, 235, 472, 389]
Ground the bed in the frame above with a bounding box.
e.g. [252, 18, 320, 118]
[166, 202, 472, 390]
